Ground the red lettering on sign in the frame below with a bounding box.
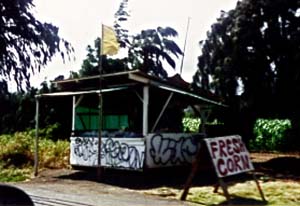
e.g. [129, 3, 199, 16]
[233, 154, 242, 171]
[217, 158, 227, 176]
[236, 138, 246, 152]
[227, 158, 234, 173]
[210, 141, 218, 159]
[219, 139, 227, 157]
[241, 154, 250, 170]
[232, 137, 240, 153]
[205, 136, 253, 177]
[226, 138, 233, 155]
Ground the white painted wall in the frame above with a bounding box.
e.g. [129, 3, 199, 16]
[70, 133, 203, 170]
[145, 133, 203, 168]
[70, 137, 145, 170]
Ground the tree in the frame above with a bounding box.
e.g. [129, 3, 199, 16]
[128, 27, 183, 78]
[192, 0, 300, 142]
[114, 0, 183, 79]
[80, 39, 100, 77]
[76, 37, 128, 78]
[0, 0, 73, 91]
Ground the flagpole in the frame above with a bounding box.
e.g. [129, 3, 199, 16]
[96, 24, 119, 180]
[97, 24, 104, 181]
[180, 17, 191, 75]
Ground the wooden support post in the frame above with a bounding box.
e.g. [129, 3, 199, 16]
[213, 183, 219, 193]
[180, 146, 203, 200]
[34, 97, 39, 176]
[72, 96, 76, 132]
[97, 92, 103, 181]
[143, 86, 149, 136]
[218, 178, 231, 204]
[253, 173, 266, 202]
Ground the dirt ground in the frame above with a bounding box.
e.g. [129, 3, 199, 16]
[13, 152, 300, 205]
[38, 152, 299, 184]
[250, 152, 300, 181]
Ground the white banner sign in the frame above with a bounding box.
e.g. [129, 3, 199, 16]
[204, 135, 254, 177]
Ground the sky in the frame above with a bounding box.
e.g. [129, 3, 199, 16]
[29, 0, 238, 89]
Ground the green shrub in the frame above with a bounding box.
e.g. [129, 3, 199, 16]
[39, 139, 69, 168]
[0, 125, 70, 182]
[0, 132, 33, 167]
[250, 119, 291, 151]
[0, 165, 31, 182]
[182, 117, 201, 132]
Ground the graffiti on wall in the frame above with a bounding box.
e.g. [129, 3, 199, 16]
[71, 136, 98, 166]
[71, 133, 202, 169]
[146, 133, 202, 167]
[101, 138, 144, 170]
[70, 137, 145, 170]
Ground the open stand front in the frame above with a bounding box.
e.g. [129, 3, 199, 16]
[181, 135, 267, 204]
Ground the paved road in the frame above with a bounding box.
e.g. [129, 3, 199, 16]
[12, 181, 194, 206]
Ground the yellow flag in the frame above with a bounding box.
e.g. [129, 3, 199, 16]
[102, 25, 119, 56]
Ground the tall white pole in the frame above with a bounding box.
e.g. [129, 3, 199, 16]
[180, 17, 191, 75]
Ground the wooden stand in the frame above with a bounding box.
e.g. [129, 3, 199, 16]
[181, 137, 266, 204]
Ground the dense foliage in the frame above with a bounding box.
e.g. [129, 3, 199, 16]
[0, 127, 69, 182]
[70, 38, 128, 78]
[193, 0, 300, 143]
[250, 118, 293, 151]
[128, 27, 183, 78]
[182, 117, 201, 133]
[0, 80, 72, 138]
[0, 0, 73, 91]
[114, 0, 183, 78]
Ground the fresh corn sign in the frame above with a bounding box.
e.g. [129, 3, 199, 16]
[204, 135, 254, 177]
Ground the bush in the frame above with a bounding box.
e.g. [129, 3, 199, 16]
[182, 117, 201, 132]
[39, 139, 69, 169]
[0, 125, 70, 182]
[0, 132, 33, 167]
[250, 119, 291, 151]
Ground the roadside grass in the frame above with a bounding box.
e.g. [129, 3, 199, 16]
[141, 180, 300, 206]
[0, 130, 69, 182]
[188, 180, 300, 206]
[0, 166, 31, 182]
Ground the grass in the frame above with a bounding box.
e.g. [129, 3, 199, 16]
[0, 166, 31, 182]
[188, 180, 300, 205]
[140, 180, 300, 206]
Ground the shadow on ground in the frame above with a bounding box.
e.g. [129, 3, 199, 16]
[187, 196, 267, 206]
[58, 165, 258, 190]
[217, 196, 267, 206]
[57, 156, 300, 190]
[254, 156, 300, 180]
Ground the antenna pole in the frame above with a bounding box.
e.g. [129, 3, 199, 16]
[180, 17, 191, 75]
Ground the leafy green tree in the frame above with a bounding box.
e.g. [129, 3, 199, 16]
[114, 0, 130, 48]
[80, 39, 100, 77]
[128, 27, 183, 78]
[0, 0, 73, 91]
[193, 0, 300, 142]
[114, 0, 183, 78]
[75, 0, 183, 79]
[77, 38, 128, 77]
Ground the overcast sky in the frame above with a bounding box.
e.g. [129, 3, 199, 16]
[29, 0, 238, 88]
